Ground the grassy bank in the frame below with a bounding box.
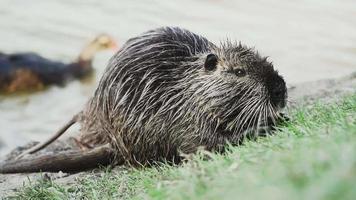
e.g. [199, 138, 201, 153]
[10, 95, 356, 200]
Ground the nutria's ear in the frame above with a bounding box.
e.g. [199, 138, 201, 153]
[204, 53, 218, 71]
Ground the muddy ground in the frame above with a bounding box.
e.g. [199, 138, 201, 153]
[0, 72, 355, 197]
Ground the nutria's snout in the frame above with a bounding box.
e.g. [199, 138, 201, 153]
[267, 73, 287, 109]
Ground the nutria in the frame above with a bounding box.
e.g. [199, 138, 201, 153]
[0, 27, 287, 173]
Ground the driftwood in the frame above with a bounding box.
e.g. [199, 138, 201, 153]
[0, 144, 114, 173]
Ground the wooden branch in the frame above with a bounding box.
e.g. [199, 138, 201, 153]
[0, 144, 115, 174]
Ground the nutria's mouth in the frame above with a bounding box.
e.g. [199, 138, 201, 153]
[215, 111, 288, 137]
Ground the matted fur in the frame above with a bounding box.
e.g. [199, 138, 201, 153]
[79, 27, 287, 165]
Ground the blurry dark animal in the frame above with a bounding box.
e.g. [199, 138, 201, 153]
[0, 27, 287, 173]
[0, 34, 117, 93]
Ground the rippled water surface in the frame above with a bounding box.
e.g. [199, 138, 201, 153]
[0, 0, 355, 155]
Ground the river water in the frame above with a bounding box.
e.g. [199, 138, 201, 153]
[0, 0, 355, 156]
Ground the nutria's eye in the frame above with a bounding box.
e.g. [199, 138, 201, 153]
[234, 69, 246, 77]
[204, 53, 218, 71]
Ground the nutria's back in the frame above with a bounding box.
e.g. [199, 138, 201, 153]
[79, 27, 287, 165]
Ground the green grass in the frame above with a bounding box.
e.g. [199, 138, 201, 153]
[8, 95, 356, 200]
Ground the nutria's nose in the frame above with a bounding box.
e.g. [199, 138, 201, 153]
[267, 75, 287, 108]
[271, 86, 286, 105]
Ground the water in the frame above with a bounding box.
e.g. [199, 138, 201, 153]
[0, 0, 355, 155]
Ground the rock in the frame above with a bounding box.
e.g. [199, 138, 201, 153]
[288, 72, 356, 107]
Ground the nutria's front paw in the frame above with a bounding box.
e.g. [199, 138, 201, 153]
[278, 113, 290, 122]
